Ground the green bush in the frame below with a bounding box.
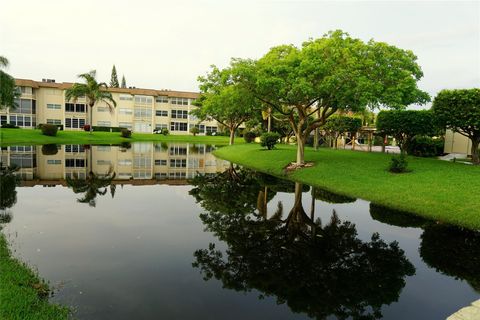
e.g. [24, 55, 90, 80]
[161, 128, 169, 136]
[243, 131, 256, 143]
[121, 128, 132, 138]
[1, 123, 19, 129]
[92, 126, 123, 132]
[406, 136, 444, 157]
[41, 124, 58, 136]
[389, 154, 409, 173]
[41, 144, 59, 155]
[260, 132, 280, 150]
[190, 126, 200, 136]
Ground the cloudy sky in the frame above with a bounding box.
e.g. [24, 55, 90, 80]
[1, 0, 478, 107]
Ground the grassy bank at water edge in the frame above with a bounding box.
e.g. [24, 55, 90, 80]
[214, 143, 480, 230]
[0, 128, 236, 146]
[0, 233, 70, 320]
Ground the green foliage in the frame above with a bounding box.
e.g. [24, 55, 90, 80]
[120, 128, 131, 138]
[121, 75, 126, 88]
[376, 110, 439, 153]
[66, 169, 116, 207]
[314, 188, 356, 204]
[324, 115, 362, 135]
[432, 88, 480, 164]
[1, 123, 19, 129]
[194, 65, 260, 145]
[161, 128, 169, 136]
[260, 132, 280, 150]
[40, 124, 58, 136]
[233, 30, 429, 163]
[0, 164, 19, 210]
[41, 144, 59, 155]
[388, 153, 409, 173]
[369, 203, 428, 228]
[243, 131, 256, 143]
[110, 65, 119, 88]
[92, 126, 122, 132]
[406, 136, 444, 157]
[190, 126, 200, 136]
[0, 56, 19, 110]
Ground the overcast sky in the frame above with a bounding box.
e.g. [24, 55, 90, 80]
[1, 0, 478, 107]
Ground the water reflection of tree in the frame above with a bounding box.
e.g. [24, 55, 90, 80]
[191, 170, 415, 319]
[65, 166, 116, 207]
[0, 164, 19, 224]
[420, 223, 480, 293]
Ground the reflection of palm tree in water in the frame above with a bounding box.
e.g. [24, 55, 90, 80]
[193, 171, 415, 319]
[66, 165, 116, 207]
[0, 164, 19, 224]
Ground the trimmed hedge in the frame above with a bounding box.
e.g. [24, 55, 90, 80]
[41, 124, 58, 136]
[121, 128, 132, 138]
[92, 126, 123, 132]
[1, 123, 19, 129]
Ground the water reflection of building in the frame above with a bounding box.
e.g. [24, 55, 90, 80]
[0, 143, 228, 186]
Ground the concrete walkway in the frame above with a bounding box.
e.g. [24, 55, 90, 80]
[447, 300, 480, 320]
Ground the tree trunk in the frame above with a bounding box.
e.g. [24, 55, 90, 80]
[229, 128, 235, 145]
[89, 102, 94, 134]
[382, 134, 386, 153]
[314, 127, 319, 150]
[267, 108, 272, 133]
[471, 137, 480, 165]
[296, 133, 305, 165]
[352, 134, 356, 151]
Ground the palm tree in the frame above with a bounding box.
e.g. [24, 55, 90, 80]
[0, 56, 19, 110]
[65, 166, 116, 207]
[65, 70, 116, 133]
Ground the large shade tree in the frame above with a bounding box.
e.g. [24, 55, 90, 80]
[234, 30, 429, 165]
[432, 89, 480, 164]
[193, 65, 261, 145]
[0, 56, 19, 110]
[65, 70, 116, 132]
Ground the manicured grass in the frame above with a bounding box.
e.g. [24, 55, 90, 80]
[0, 128, 235, 146]
[214, 143, 480, 230]
[0, 233, 70, 320]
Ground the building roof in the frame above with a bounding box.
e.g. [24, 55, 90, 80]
[15, 78, 200, 99]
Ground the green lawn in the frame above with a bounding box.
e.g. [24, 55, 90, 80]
[0, 128, 235, 146]
[0, 233, 70, 320]
[214, 143, 480, 230]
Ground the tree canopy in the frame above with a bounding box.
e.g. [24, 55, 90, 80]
[193, 65, 261, 145]
[110, 65, 119, 88]
[376, 110, 439, 154]
[0, 56, 19, 110]
[432, 88, 480, 164]
[233, 30, 429, 164]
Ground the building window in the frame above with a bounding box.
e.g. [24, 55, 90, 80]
[155, 124, 168, 130]
[170, 122, 188, 131]
[155, 159, 167, 166]
[47, 119, 62, 125]
[134, 95, 153, 104]
[170, 97, 189, 105]
[169, 146, 187, 155]
[170, 159, 187, 168]
[97, 106, 109, 112]
[65, 103, 85, 112]
[20, 87, 33, 95]
[155, 96, 169, 103]
[206, 126, 218, 134]
[47, 103, 61, 110]
[155, 110, 168, 117]
[119, 94, 133, 101]
[76, 104, 85, 112]
[14, 99, 35, 114]
[97, 121, 111, 127]
[47, 159, 61, 165]
[119, 108, 133, 115]
[0, 116, 6, 125]
[171, 110, 188, 119]
[118, 159, 132, 166]
[65, 118, 86, 129]
[96, 160, 112, 165]
[96, 146, 111, 151]
[190, 124, 205, 133]
[9, 115, 34, 128]
[119, 122, 132, 129]
[134, 107, 152, 118]
[65, 158, 86, 167]
[65, 145, 85, 153]
[169, 172, 186, 179]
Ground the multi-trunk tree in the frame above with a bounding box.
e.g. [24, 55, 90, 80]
[193, 65, 261, 145]
[432, 89, 480, 165]
[234, 30, 429, 165]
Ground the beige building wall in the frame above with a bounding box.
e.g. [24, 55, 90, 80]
[0, 78, 220, 135]
[444, 130, 475, 155]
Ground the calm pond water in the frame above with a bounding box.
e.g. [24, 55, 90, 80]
[0, 142, 479, 319]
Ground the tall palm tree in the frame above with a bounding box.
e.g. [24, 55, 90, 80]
[65, 70, 116, 133]
[0, 56, 19, 110]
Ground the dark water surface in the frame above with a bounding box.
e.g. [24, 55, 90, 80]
[0, 143, 478, 319]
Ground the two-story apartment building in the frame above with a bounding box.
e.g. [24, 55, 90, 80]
[0, 78, 219, 135]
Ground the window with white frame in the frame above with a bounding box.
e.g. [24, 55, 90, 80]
[118, 159, 133, 166]
[119, 108, 133, 115]
[171, 110, 188, 119]
[169, 146, 187, 155]
[97, 107, 109, 112]
[170, 97, 189, 105]
[119, 122, 132, 129]
[134, 95, 153, 104]
[96, 160, 112, 165]
[155, 123, 168, 130]
[134, 107, 152, 118]
[155, 159, 167, 166]
[119, 94, 133, 101]
[9, 115, 35, 127]
[65, 158, 86, 167]
[65, 145, 85, 153]
[47, 103, 61, 110]
[47, 159, 61, 165]
[170, 122, 188, 131]
[170, 159, 187, 168]
[65, 118, 86, 129]
[155, 96, 169, 103]
[155, 110, 168, 117]
[47, 119, 62, 125]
